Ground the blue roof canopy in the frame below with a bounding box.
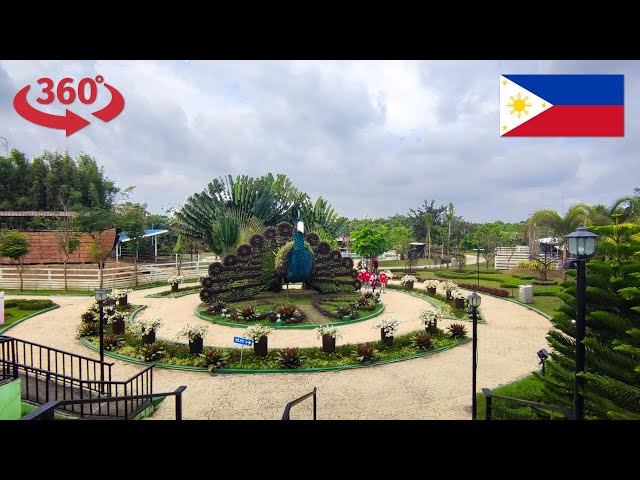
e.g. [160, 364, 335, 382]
[118, 229, 169, 243]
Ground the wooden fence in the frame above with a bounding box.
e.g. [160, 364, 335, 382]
[0, 259, 215, 291]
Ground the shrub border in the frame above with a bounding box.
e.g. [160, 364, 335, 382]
[0, 303, 61, 334]
[80, 335, 470, 374]
[194, 302, 385, 330]
[144, 287, 202, 299]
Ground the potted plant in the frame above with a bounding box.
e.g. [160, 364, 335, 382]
[374, 317, 400, 346]
[110, 288, 132, 306]
[167, 274, 185, 292]
[442, 280, 458, 301]
[400, 275, 417, 290]
[451, 289, 467, 309]
[245, 324, 272, 357]
[178, 323, 209, 354]
[424, 279, 439, 296]
[131, 316, 163, 344]
[419, 309, 442, 335]
[108, 311, 126, 335]
[315, 324, 343, 353]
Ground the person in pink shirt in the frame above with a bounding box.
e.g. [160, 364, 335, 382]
[379, 271, 388, 293]
[357, 270, 364, 290]
[370, 272, 378, 293]
[363, 269, 371, 291]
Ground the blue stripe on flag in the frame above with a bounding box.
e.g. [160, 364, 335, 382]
[503, 74, 624, 106]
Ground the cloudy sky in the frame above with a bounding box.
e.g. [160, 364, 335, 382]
[0, 60, 637, 223]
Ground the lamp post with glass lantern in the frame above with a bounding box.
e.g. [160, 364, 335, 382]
[467, 291, 481, 420]
[564, 224, 599, 421]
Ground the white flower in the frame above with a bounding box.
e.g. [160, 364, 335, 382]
[442, 280, 459, 291]
[167, 275, 185, 285]
[451, 290, 467, 300]
[419, 309, 442, 325]
[178, 323, 208, 341]
[400, 275, 418, 285]
[244, 324, 272, 340]
[108, 288, 132, 300]
[130, 315, 164, 335]
[374, 317, 401, 336]
[424, 279, 440, 289]
[315, 324, 343, 340]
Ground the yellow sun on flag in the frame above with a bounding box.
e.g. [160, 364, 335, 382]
[507, 92, 532, 119]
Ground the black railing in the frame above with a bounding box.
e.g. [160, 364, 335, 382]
[0, 335, 154, 419]
[482, 388, 574, 420]
[21, 385, 187, 420]
[282, 387, 317, 420]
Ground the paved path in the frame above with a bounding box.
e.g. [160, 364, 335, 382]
[3, 280, 551, 420]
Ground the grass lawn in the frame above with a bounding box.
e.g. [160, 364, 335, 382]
[475, 373, 569, 420]
[1, 299, 56, 330]
[390, 267, 567, 317]
[378, 258, 436, 267]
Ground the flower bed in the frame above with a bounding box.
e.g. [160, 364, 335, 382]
[456, 283, 509, 297]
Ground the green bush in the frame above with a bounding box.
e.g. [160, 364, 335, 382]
[5, 299, 54, 310]
[531, 279, 558, 285]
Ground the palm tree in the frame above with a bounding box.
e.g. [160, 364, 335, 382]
[526, 203, 592, 266]
[609, 188, 640, 223]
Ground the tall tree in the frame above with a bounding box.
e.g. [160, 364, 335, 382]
[351, 224, 391, 265]
[0, 231, 30, 291]
[388, 225, 414, 261]
[53, 206, 81, 291]
[117, 203, 148, 287]
[423, 212, 433, 260]
[539, 224, 640, 419]
[445, 202, 455, 255]
[76, 207, 117, 288]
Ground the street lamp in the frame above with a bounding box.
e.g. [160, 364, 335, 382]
[472, 248, 484, 286]
[467, 290, 481, 420]
[95, 288, 108, 386]
[564, 224, 599, 421]
[537, 348, 549, 376]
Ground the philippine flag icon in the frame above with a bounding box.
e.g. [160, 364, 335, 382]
[500, 74, 624, 137]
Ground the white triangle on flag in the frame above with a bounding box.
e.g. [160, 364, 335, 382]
[500, 75, 553, 136]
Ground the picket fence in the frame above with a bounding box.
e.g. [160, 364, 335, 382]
[0, 259, 215, 291]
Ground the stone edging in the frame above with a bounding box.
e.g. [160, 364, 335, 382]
[79, 336, 471, 374]
[0, 304, 61, 334]
[194, 303, 385, 330]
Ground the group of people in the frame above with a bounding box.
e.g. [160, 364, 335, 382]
[357, 268, 387, 293]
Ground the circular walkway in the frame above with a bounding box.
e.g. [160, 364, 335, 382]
[3, 281, 552, 420]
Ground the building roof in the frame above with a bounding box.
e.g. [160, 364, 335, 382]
[0, 228, 118, 265]
[118, 229, 169, 243]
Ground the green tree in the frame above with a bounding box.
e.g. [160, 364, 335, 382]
[54, 208, 82, 291]
[76, 207, 117, 288]
[118, 203, 148, 287]
[351, 224, 391, 264]
[423, 212, 433, 260]
[465, 222, 506, 269]
[445, 202, 455, 255]
[388, 226, 413, 260]
[527, 204, 592, 266]
[539, 225, 640, 419]
[0, 231, 30, 291]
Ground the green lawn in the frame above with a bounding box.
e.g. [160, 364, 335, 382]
[475, 373, 569, 420]
[1, 299, 56, 330]
[378, 258, 436, 267]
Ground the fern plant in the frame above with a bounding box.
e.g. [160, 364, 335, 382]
[278, 347, 307, 369]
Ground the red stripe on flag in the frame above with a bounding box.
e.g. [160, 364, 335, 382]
[504, 106, 624, 136]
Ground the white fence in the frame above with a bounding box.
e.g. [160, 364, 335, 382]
[495, 246, 562, 270]
[0, 259, 215, 291]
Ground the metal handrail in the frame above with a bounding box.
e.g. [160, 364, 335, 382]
[21, 386, 187, 420]
[482, 388, 574, 420]
[0, 335, 115, 367]
[282, 387, 317, 420]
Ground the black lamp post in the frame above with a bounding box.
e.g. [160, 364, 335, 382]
[564, 224, 599, 421]
[95, 288, 107, 385]
[472, 248, 484, 286]
[467, 290, 481, 420]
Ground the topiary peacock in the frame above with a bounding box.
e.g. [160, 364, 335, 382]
[199, 219, 360, 304]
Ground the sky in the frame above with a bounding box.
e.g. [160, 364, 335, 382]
[0, 60, 637, 223]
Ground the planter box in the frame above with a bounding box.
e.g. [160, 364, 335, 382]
[322, 334, 336, 353]
[454, 298, 466, 309]
[171, 283, 179, 292]
[142, 331, 156, 344]
[381, 329, 393, 346]
[342, 315, 351, 322]
[189, 337, 204, 354]
[254, 335, 268, 357]
[427, 287, 436, 296]
[404, 281, 414, 290]
[111, 318, 125, 335]
[118, 296, 128, 306]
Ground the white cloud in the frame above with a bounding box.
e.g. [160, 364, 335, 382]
[0, 59, 638, 223]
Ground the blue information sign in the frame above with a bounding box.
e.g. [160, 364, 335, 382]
[234, 336, 252, 346]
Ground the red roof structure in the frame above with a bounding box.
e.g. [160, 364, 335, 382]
[0, 229, 118, 265]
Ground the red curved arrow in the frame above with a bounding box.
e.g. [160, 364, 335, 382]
[13, 86, 90, 136]
[92, 83, 125, 122]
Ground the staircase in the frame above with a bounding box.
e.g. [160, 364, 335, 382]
[0, 335, 154, 419]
